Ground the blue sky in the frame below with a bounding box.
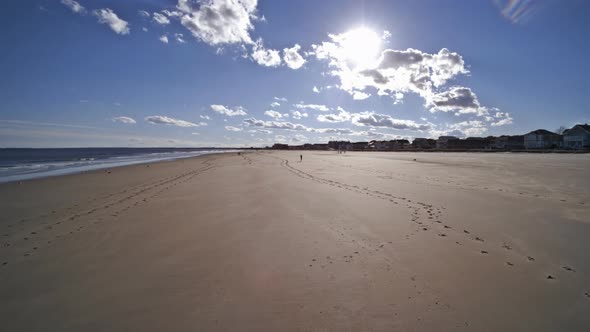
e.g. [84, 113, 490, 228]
[0, 0, 589, 147]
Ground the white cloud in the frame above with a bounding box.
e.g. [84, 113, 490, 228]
[112, 116, 136, 124]
[317, 108, 351, 123]
[274, 96, 288, 102]
[200, 115, 211, 120]
[264, 110, 284, 119]
[225, 126, 243, 132]
[145, 115, 199, 127]
[93, 8, 130, 35]
[248, 129, 272, 134]
[291, 134, 308, 142]
[244, 118, 354, 135]
[177, 0, 258, 45]
[312, 127, 356, 135]
[162, 9, 183, 18]
[312, 86, 320, 93]
[394, 92, 404, 104]
[159, 35, 169, 43]
[447, 120, 488, 136]
[291, 110, 308, 120]
[491, 111, 513, 126]
[352, 130, 408, 140]
[153, 12, 171, 25]
[270, 101, 280, 108]
[428, 87, 485, 115]
[138, 10, 150, 18]
[174, 33, 186, 43]
[252, 39, 281, 67]
[351, 112, 431, 131]
[311, 29, 509, 134]
[243, 118, 308, 131]
[283, 44, 306, 69]
[61, 0, 85, 14]
[312, 31, 470, 104]
[142, 27, 148, 32]
[352, 91, 370, 100]
[210, 104, 248, 116]
[293, 103, 330, 112]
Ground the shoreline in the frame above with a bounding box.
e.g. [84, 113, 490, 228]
[0, 150, 238, 184]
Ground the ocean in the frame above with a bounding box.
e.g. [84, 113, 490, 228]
[0, 148, 237, 183]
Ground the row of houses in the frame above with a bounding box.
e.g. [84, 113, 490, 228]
[270, 124, 590, 151]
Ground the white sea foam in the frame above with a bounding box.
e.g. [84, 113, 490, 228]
[0, 150, 236, 183]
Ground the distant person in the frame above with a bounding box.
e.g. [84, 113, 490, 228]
[300, 154, 303, 162]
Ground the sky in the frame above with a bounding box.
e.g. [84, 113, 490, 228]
[0, 0, 589, 147]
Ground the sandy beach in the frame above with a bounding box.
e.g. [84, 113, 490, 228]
[0, 151, 589, 331]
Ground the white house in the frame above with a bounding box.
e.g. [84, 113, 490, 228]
[524, 129, 562, 149]
[563, 124, 590, 149]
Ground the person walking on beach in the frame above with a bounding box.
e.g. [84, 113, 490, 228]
[300, 154, 303, 162]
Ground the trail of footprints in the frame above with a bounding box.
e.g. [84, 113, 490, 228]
[0, 161, 216, 268]
[323, 159, 587, 206]
[239, 153, 253, 165]
[305, 220, 462, 325]
[277, 157, 588, 300]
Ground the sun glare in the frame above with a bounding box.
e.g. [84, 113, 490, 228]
[340, 27, 382, 68]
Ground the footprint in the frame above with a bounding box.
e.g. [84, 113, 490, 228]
[502, 244, 512, 250]
[506, 262, 514, 266]
[562, 266, 576, 272]
[527, 256, 535, 262]
[463, 230, 470, 234]
[546, 275, 555, 280]
[480, 250, 488, 254]
[474, 237, 484, 242]
[438, 233, 447, 237]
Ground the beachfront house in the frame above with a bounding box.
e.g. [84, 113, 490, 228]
[328, 141, 351, 151]
[524, 129, 562, 149]
[271, 143, 289, 150]
[494, 135, 525, 150]
[367, 140, 411, 150]
[412, 138, 436, 149]
[390, 139, 410, 150]
[368, 140, 389, 150]
[436, 136, 459, 149]
[351, 142, 368, 150]
[447, 137, 490, 150]
[563, 124, 590, 150]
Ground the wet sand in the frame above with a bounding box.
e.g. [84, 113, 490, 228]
[0, 151, 589, 331]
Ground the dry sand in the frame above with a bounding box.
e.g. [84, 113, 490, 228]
[0, 151, 589, 331]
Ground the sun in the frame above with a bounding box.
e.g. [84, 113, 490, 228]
[340, 27, 382, 68]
